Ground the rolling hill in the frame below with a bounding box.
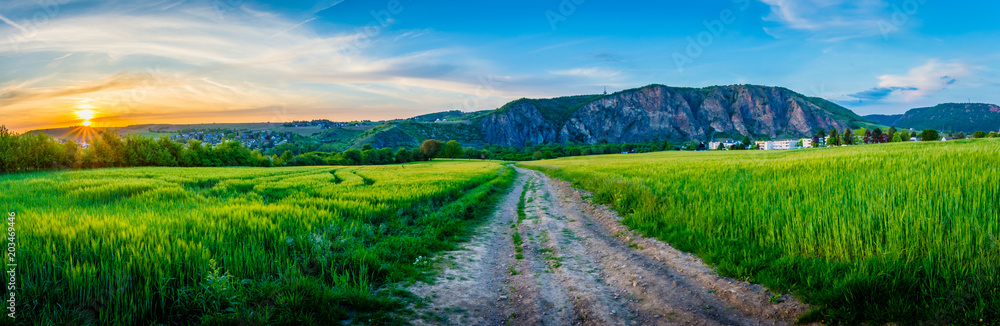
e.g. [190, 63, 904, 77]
[863, 103, 1000, 133]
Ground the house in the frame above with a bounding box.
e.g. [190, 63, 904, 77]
[755, 139, 795, 150]
[941, 136, 954, 141]
[771, 139, 793, 150]
[800, 138, 813, 148]
[709, 140, 737, 150]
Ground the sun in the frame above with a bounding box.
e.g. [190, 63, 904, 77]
[74, 107, 98, 127]
[75, 109, 96, 120]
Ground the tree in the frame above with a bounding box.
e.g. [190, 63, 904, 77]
[920, 129, 940, 141]
[0, 126, 22, 172]
[843, 129, 854, 145]
[887, 126, 897, 140]
[828, 129, 841, 146]
[741, 135, 752, 149]
[394, 148, 412, 163]
[891, 133, 902, 142]
[973, 131, 987, 138]
[342, 149, 362, 165]
[361, 144, 374, 151]
[419, 139, 444, 159]
[441, 140, 464, 159]
[463, 147, 480, 159]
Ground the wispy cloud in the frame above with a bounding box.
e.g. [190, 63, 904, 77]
[591, 52, 624, 63]
[758, 0, 892, 41]
[847, 86, 917, 101]
[0, 1, 522, 131]
[549, 67, 620, 78]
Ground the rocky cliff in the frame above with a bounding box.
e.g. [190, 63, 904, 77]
[476, 84, 865, 147]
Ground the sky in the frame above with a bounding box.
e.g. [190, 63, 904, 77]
[1, 0, 999, 132]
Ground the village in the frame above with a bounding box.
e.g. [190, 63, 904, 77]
[168, 130, 294, 151]
[708, 128, 982, 151]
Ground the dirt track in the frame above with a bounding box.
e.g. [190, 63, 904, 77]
[407, 167, 810, 325]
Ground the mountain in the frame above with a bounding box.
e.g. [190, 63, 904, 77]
[863, 103, 1000, 133]
[862, 114, 903, 126]
[356, 84, 871, 148]
[476, 84, 868, 147]
[35, 84, 869, 149]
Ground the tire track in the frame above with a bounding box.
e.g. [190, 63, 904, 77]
[406, 167, 810, 325]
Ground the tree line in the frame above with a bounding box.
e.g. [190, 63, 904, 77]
[0, 127, 488, 173]
[3, 124, 999, 174]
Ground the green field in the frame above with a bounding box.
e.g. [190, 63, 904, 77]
[520, 139, 1000, 324]
[2, 161, 513, 324]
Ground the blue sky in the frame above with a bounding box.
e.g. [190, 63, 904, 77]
[1, 0, 998, 131]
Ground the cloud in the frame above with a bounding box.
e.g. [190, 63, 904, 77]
[0, 73, 164, 107]
[758, 0, 893, 41]
[529, 38, 598, 54]
[876, 59, 973, 101]
[0, 1, 528, 131]
[591, 52, 624, 63]
[847, 86, 917, 101]
[845, 59, 975, 104]
[549, 67, 620, 78]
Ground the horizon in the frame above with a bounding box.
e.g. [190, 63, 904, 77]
[2, 0, 999, 132]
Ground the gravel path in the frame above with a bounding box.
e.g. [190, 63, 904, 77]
[406, 167, 810, 325]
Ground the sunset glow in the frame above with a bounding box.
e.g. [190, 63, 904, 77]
[0, 1, 998, 133]
[75, 110, 97, 121]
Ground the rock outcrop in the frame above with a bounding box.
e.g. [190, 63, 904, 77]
[477, 84, 861, 147]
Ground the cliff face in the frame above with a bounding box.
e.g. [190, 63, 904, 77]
[478, 85, 858, 147]
[477, 101, 560, 146]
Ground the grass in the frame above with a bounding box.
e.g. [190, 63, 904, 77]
[2, 160, 514, 324]
[520, 139, 1000, 325]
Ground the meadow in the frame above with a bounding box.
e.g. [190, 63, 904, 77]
[520, 139, 1000, 324]
[0, 161, 513, 324]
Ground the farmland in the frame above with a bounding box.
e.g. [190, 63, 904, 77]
[0, 161, 513, 324]
[520, 139, 1000, 324]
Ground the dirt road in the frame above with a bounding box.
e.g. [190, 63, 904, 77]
[407, 167, 809, 325]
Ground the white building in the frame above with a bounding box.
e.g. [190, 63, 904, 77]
[709, 140, 737, 150]
[800, 138, 813, 148]
[755, 139, 795, 150]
